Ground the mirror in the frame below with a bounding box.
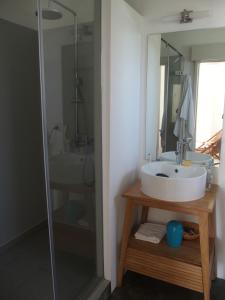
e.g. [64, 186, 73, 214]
[146, 28, 225, 163]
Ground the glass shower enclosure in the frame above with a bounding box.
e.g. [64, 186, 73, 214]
[158, 39, 184, 155]
[37, 0, 104, 299]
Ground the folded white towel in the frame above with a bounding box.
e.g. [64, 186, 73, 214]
[135, 223, 166, 244]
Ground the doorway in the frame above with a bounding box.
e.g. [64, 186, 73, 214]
[195, 62, 225, 159]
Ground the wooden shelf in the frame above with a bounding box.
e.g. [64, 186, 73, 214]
[125, 235, 214, 293]
[126, 237, 199, 292]
[128, 235, 214, 267]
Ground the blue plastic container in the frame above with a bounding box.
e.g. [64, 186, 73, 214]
[167, 220, 184, 248]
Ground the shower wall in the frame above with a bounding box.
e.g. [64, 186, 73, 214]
[44, 26, 72, 132]
[0, 19, 46, 247]
[44, 23, 94, 146]
[62, 36, 94, 141]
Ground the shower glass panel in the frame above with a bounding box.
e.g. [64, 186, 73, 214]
[38, 0, 103, 299]
[159, 39, 183, 154]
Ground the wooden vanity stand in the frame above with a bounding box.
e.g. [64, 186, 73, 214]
[118, 181, 217, 300]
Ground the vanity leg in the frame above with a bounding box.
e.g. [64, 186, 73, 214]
[117, 199, 135, 287]
[209, 208, 216, 281]
[199, 212, 210, 300]
[141, 206, 149, 224]
[209, 209, 216, 239]
[211, 259, 216, 281]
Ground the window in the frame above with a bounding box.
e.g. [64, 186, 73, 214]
[195, 62, 225, 159]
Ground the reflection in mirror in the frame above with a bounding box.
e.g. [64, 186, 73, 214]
[147, 28, 225, 166]
[159, 38, 184, 153]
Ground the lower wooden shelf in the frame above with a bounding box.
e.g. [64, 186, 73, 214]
[125, 236, 214, 293]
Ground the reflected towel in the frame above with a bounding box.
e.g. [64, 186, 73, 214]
[49, 126, 64, 156]
[174, 75, 195, 142]
[135, 223, 166, 244]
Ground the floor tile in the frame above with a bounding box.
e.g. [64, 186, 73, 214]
[110, 272, 225, 300]
[0, 227, 98, 300]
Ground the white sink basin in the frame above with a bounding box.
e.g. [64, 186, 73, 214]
[141, 161, 207, 202]
[159, 151, 213, 167]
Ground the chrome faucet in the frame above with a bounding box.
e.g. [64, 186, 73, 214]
[175, 138, 192, 165]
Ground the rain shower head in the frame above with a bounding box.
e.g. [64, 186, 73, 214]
[42, 8, 63, 20]
[40, 0, 77, 21]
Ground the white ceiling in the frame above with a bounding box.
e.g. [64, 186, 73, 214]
[125, 0, 225, 33]
[125, 0, 211, 19]
[2, 0, 225, 33]
[0, 0, 94, 30]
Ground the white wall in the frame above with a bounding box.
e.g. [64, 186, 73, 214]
[192, 43, 225, 61]
[102, 0, 144, 291]
[216, 119, 225, 279]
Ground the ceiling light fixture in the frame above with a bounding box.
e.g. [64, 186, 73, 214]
[180, 9, 193, 24]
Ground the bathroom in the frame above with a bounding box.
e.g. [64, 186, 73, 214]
[0, 0, 225, 300]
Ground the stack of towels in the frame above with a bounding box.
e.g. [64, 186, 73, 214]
[135, 223, 166, 244]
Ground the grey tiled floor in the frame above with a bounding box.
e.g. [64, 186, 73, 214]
[0, 228, 54, 300]
[110, 271, 225, 300]
[0, 228, 96, 300]
[55, 250, 96, 300]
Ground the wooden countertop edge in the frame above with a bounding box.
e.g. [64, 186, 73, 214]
[122, 180, 218, 213]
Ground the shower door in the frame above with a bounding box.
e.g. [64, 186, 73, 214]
[37, 0, 103, 299]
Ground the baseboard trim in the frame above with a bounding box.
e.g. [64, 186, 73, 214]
[76, 278, 111, 300]
[0, 220, 48, 255]
[86, 279, 111, 300]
